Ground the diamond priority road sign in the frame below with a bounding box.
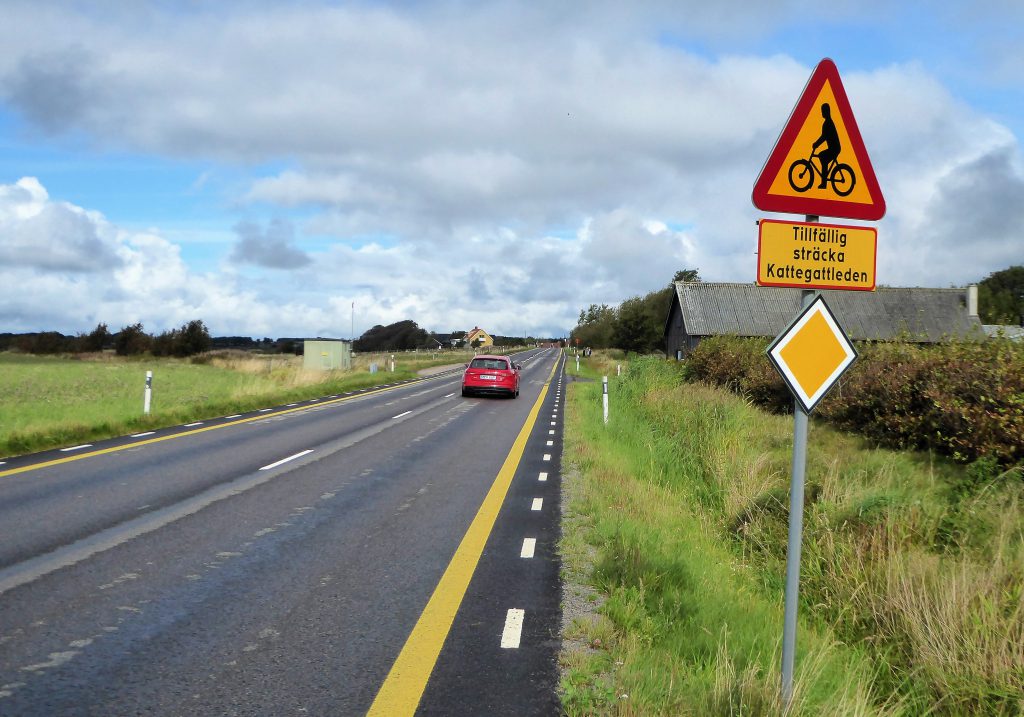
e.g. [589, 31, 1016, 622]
[757, 218, 876, 291]
[767, 294, 858, 414]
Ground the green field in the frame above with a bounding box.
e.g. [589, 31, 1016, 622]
[0, 350, 474, 458]
[560, 353, 1023, 715]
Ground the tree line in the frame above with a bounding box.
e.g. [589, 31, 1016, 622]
[570, 269, 698, 353]
[978, 265, 1024, 325]
[0, 320, 212, 357]
[352, 320, 546, 352]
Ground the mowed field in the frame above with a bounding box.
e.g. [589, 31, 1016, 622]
[0, 350, 477, 458]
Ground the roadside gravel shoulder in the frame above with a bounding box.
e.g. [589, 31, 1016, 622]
[559, 460, 617, 710]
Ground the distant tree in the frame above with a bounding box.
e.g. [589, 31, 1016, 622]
[80, 322, 110, 352]
[114, 323, 151, 356]
[571, 304, 616, 349]
[176, 319, 211, 356]
[978, 265, 1024, 325]
[151, 330, 177, 357]
[611, 286, 674, 354]
[612, 296, 652, 353]
[573, 270, 681, 354]
[17, 332, 74, 354]
[354, 320, 430, 351]
[672, 268, 701, 283]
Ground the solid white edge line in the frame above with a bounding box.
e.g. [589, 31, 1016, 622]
[501, 608, 525, 648]
[130, 432, 156, 438]
[538, 472, 548, 481]
[60, 444, 92, 452]
[531, 498, 543, 511]
[259, 449, 314, 471]
[520, 538, 536, 559]
[392, 410, 413, 419]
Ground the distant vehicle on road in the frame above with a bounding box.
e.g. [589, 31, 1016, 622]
[462, 355, 521, 398]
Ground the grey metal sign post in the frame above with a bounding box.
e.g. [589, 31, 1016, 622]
[780, 290, 813, 707]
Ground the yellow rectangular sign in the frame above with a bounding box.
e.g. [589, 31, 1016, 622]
[757, 218, 876, 291]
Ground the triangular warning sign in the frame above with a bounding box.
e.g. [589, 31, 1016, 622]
[753, 58, 885, 220]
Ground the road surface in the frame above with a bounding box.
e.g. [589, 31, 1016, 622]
[0, 348, 566, 716]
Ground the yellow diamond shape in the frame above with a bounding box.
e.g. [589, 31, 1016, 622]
[779, 310, 848, 399]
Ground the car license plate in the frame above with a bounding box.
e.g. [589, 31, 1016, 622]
[481, 374, 497, 380]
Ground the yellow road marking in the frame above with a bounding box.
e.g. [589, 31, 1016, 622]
[0, 378, 438, 480]
[367, 356, 559, 716]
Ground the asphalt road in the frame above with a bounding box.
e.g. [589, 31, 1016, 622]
[0, 348, 565, 716]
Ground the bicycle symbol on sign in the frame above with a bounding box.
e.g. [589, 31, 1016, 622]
[787, 102, 857, 197]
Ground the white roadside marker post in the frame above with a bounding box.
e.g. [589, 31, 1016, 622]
[602, 376, 609, 425]
[143, 370, 153, 415]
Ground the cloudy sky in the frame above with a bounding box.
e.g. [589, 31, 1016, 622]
[1, 1, 1021, 339]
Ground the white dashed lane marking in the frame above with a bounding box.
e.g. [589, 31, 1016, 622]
[531, 498, 543, 511]
[542, 454, 551, 462]
[500, 609, 525, 649]
[130, 432, 155, 438]
[184, 422, 203, 427]
[520, 538, 536, 559]
[538, 472, 547, 482]
[60, 445, 92, 452]
[259, 450, 314, 471]
[392, 410, 413, 419]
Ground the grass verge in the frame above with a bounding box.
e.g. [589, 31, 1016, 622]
[559, 353, 1023, 715]
[0, 350, 472, 457]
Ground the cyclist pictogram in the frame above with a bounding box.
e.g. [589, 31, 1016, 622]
[787, 103, 857, 196]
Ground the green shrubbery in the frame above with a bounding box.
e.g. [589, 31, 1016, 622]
[684, 336, 1024, 467]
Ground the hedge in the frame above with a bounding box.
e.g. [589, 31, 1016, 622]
[683, 335, 1024, 466]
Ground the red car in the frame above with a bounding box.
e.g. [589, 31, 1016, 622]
[462, 355, 521, 398]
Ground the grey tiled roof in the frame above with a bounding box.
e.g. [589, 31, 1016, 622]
[672, 282, 984, 342]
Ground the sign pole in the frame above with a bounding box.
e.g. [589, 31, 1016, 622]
[781, 218, 818, 708]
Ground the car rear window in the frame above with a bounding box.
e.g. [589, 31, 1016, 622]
[470, 358, 509, 370]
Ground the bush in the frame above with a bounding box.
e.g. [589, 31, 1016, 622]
[684, 336, 1024, 467]
[820, 340, 1024, 465]
[683, 336, 790, 412]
